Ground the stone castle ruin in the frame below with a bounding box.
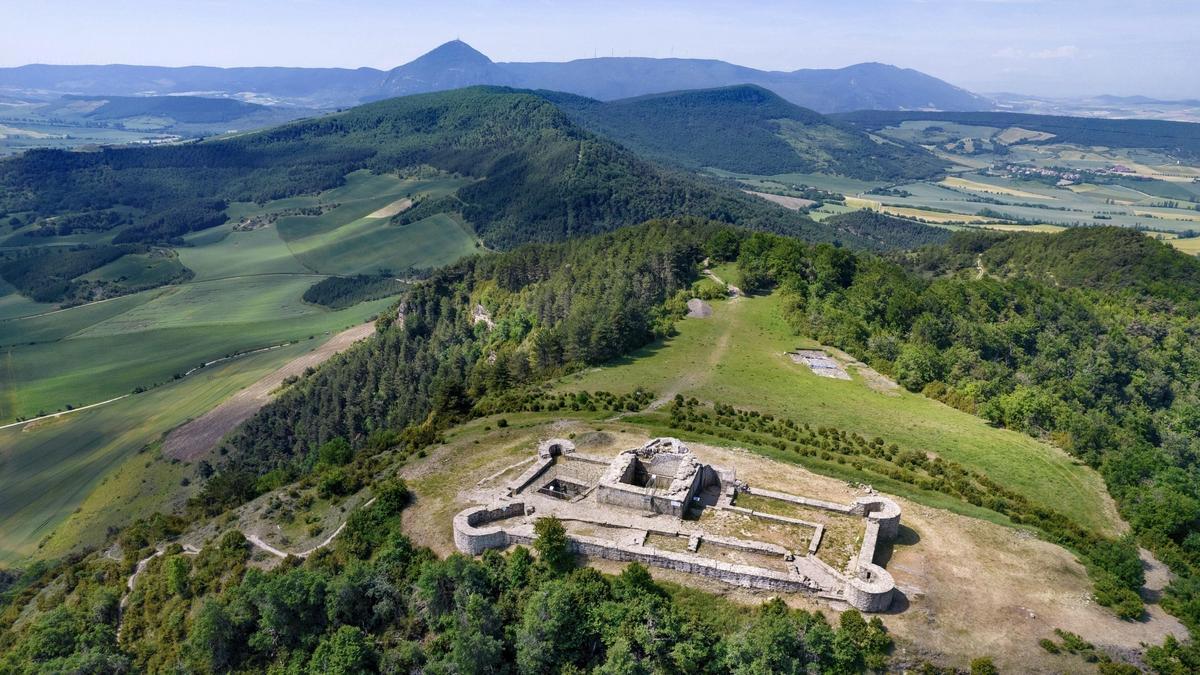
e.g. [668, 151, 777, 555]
[454, 437, 901, 612]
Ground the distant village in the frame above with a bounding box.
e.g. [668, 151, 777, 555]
[989, 162, 1136, 186]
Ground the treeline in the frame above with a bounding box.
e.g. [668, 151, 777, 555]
[821, 210, 951, 251]
[112, 198, 228, 244]
[202, 219, 713, 512]
[0, 244, 131, 303]
[302, 274, 407, 309]
[721, 225, 1200, 643]
[910, 227, 1200, 305]
[0, 490, 895, 673]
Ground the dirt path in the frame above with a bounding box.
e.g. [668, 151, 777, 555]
[703, 269, 741, 299]
[162, 321, 376, 461]
[120, 493, 375, 635]
[117, 544, 199, 638]
[246, 496, 375, 559]
[634, 295, 740, 416]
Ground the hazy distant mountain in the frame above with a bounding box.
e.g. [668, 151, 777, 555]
[507, 57, 990, 112]
[379, 40, 513, 96]
[0, 64, 385, 107]
[387, 41, 992, 112]
[1, 41, 991, 113]
[541, 85, 947, 180]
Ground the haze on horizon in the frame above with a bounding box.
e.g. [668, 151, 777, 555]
[6, 0, 1198, 100]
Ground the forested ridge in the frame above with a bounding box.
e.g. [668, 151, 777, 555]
[210, 220, 713, 507]
[0, 87, 947, 303]
[540, 85, 947, 180]
[230, 223, 1200, 659]
[0, 87, 917, 253]
[819, 210, 951, 251]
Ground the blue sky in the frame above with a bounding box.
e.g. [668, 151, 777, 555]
[6, 0, 1198, 98]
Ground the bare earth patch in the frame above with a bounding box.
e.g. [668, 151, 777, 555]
[366, 197, 414, 219]
[686, 298, 712, 318]
[162, 322, 375, 461]
[995, 127, 1056, 145]
[744, 190, 817, 210]
[825, 347, 901, 395]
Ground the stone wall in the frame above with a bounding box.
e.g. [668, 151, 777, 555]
[506, 458, 554, 497]
[846, 562, 895, 613]
[453, 503, 525, 555]
[745, 486, 853, 514]
[852, 496, 901, 543]
[736, 488, 901, 612]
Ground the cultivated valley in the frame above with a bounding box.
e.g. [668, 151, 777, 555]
[2, 14, 1200, 674]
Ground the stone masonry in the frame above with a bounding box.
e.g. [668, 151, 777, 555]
[454, 437, 901, 611]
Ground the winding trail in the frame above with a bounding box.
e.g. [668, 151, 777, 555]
[119, 495, 376, 636]
[117, 544, 199, 638]
[246, 497, 375, 560]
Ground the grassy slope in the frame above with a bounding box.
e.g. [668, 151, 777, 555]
[0, 278, 388, 421]
[558, 292, 1116, 535]
[0, 338, 329, 564]
[0, 171, 485, 563]
[0, 171, 473, 422]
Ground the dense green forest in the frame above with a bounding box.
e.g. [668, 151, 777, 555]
[0, 495, 894, 674]
[542, 85, 946, 180]
[908, 227, 1200, 303]
[819, 211, 951, 251]
[302, 274, 408, 310]
[0, 87, 917, 256]
[209, 220, 711, 509]
[0, 244, 132, 303]
[835, 110, 1200, 158]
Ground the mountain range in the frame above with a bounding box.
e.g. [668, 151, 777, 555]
[0, 40, 992, 113]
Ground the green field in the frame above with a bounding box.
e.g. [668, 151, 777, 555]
[79, 249, 188, 286]
[0, 170, 478, 422]
[558, 291, 1116, 535]
[0, 337, 334, 564]
[719, 122, 1200, 243]
[0, 170, 488, 564]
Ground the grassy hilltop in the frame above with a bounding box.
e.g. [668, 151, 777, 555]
[6, 219, 1200, 672]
